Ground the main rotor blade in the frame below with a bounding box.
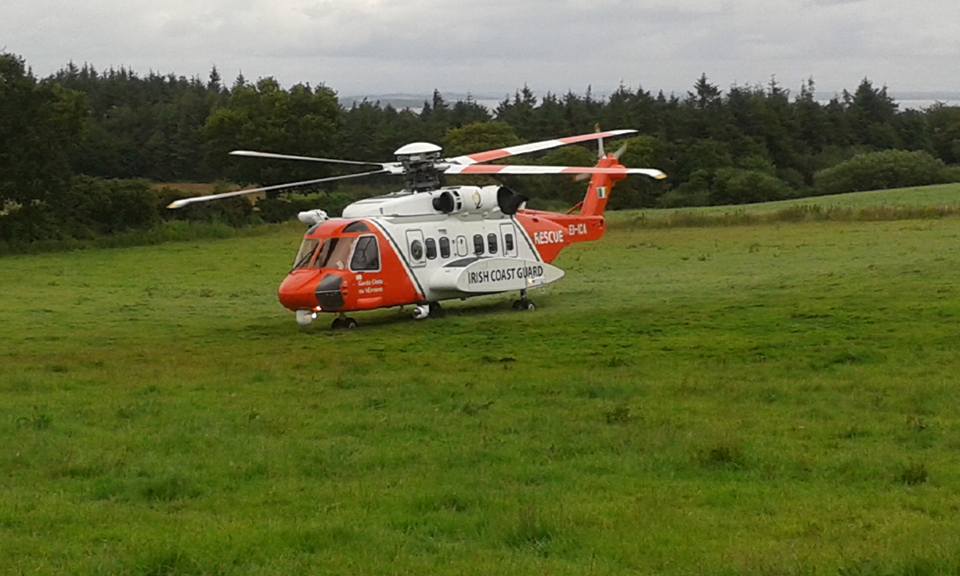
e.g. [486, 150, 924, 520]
[446, 129, 638, 166]
[230, 150, 388, 168]
[445, 164, 666, 180]
[166, 169, 389, 209]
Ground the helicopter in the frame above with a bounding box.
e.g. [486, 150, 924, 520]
[168, 129, 666, 329]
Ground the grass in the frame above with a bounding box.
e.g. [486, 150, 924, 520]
[612, 182, 960, 227]
[3, 186, 960, 574]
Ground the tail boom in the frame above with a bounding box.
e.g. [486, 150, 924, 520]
[514, 154, 629, 262]
[515, 210, 605, 263]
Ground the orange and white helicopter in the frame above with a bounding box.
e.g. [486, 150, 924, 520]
[168, 129, 665, 328]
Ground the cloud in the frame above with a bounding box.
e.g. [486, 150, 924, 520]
[1, 0, 958, 94]
[803, 0, 865, 6]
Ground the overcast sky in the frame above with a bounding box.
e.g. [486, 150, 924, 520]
[2, 0, 958, 98]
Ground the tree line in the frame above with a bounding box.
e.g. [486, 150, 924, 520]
[2, 51, 960, 248]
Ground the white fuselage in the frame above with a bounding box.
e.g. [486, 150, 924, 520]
[342, 186, 546, 301]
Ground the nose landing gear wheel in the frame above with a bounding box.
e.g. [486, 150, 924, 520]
[413, 304, 430, 320]
[413, 302, 445, 320]
[296, 310, 316, 327]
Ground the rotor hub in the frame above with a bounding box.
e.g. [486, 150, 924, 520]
[394, 142, 445, 192]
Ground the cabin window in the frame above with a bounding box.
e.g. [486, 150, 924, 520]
[343, 221, 370, 233]
[350, 236, 380, 271]
[487, 233, 498, 254]
[439, 236, 451, 258]
[410, 239, 424, 261]
[425, 237, 437, 260]
[456, 236, 468, 257]
[473, 234, 484, 255]
[505, 233, 514, 252]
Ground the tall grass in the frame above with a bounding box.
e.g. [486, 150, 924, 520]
[618, 203, 960, 229]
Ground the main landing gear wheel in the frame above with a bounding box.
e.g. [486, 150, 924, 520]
[512, 289, 536, 312]
[331, 316, 358, 330]
[512, 299, 536, 311]
[428, 302, 446, 318]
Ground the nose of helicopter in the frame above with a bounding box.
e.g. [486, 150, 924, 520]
[278, 270, 348, 312]
[277, 270, 322, 311]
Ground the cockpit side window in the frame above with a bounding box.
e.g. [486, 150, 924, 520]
[350, 236, 380, 271]
[293, 238, 320, 269]
[319, 238, 355, 270]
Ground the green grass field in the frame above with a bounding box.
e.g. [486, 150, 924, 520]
[3, 185, 960, 575]
[616, 182, 960, 227]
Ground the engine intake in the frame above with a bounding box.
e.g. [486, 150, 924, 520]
[432, 190, 461, 213]
[427, 186, 521, 215]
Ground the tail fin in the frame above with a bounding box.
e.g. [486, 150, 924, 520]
[579, 155, 629, 217]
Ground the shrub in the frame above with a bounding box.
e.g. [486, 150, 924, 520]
[658, 169, 712, 208]
[941, 165, 960, 183]
[157, 184, 258, 227]
[736, 154, 777, 175]
[710, 168, 792, 205]
[657, 188, 710, 208]
[776, 166, 807, 191]
[62, 176, 160, 236]
[0, 203, 63, 244]
[2, 177, 161, 244]
[814, 149, 946, 195]
[656, 168, 791, 208]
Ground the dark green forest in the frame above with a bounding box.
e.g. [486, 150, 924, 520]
[2, 51, 960, 249]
